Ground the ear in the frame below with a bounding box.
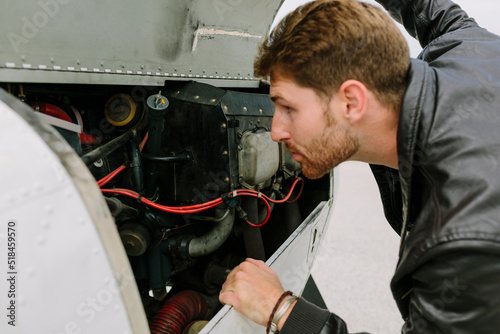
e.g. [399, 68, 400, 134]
[336, 80, 368, 124]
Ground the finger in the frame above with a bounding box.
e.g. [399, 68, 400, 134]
[245, 258, 275, 274]
[219, 290, 232, 306]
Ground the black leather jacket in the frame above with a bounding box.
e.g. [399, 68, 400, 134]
[281, 0, 500, 333]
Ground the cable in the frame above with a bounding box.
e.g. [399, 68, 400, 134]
[100, 177, 304, 227]
[96, 132, 149, 188]
[286, 178, 304, 203]
[232, 177, 303, 204]
[101, 188, 223, 214]
[97, 165, 126, 187]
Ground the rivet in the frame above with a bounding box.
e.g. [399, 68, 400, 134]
[194, 95, 199, 99]
[27, 267, 36, 277]
[210, 99, 216, 103]
[237, 132, 243, 139]
[243, 107, 247, 112]
[259, 109, 263, 114]
[40, 219, 49, 229]
[94, 159, 104, 168]
[5, 193, 14, 203]
[50, 58, 55, 63]
[222, 150, 228, 156]
[224, 177, 229, 182]
[18, 187, 28, 198]
[221, 123, 227, 129]
[36, 235, 46, 245]
[45, 205, 54, 214]
[223, 105, 228, 112]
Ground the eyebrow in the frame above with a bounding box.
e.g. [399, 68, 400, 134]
[270, 94, 285, 103]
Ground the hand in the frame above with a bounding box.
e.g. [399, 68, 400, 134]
[219, 258, 287, 327]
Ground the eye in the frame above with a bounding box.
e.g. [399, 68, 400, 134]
[284, 106, 293, 113]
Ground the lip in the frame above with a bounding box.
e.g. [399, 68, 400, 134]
[292, 152, 301, 161]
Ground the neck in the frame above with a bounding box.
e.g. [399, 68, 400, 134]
[350, 103, 399, 170]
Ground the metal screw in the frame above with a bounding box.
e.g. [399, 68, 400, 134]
[243, 107, 247, 112]
[224, 177, 230, 183]
[222, 150, 228, 156]
[94, 159, 104, 168]
[221, 123, 227, 129]
[223, 105, 228, 112]
[237, 131, 243, 139]
[259, 109, 263, 114]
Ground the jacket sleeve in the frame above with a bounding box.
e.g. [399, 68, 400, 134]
[375, 0, 478, 48]
[280, 298, 348, 334]
[402, 250, 500, 333]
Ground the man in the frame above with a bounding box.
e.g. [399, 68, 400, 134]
[219, 0, 500, 333]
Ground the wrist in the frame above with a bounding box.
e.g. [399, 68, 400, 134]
[266, 291, 298, 334]
[277, 297, 297, 331]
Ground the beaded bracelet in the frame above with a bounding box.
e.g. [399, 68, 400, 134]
[266, 291, 295, 334]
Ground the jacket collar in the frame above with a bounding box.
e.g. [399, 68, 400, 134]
[397, 58, 430, 238]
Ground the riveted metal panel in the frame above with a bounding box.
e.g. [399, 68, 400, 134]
[0, 0, 284, 87]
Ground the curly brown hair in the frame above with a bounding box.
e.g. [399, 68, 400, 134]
[255, 0, 410, 111]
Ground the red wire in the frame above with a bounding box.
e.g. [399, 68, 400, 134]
[96, 132, 149, 188]
[101, 174, 302, 227]
[139, 132, 149, 151]
[286, 178, 304, 203]
[101, 188, 223, 214]
[232, 178, 303, 203]
[97, 165, 126, 187]
[244, 195, 271, 228]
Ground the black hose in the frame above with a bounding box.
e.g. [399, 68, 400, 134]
[127, 138, 145, 193]
[141, 153, 192, 163]
[241, 197, 266, 260]
[82, 129, 136, 167]
[144, 94, 168, 199]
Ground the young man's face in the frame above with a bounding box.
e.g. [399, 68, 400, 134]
[270, 76, 359, 179]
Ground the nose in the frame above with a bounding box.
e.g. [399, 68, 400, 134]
[271, 109, 290, 143]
